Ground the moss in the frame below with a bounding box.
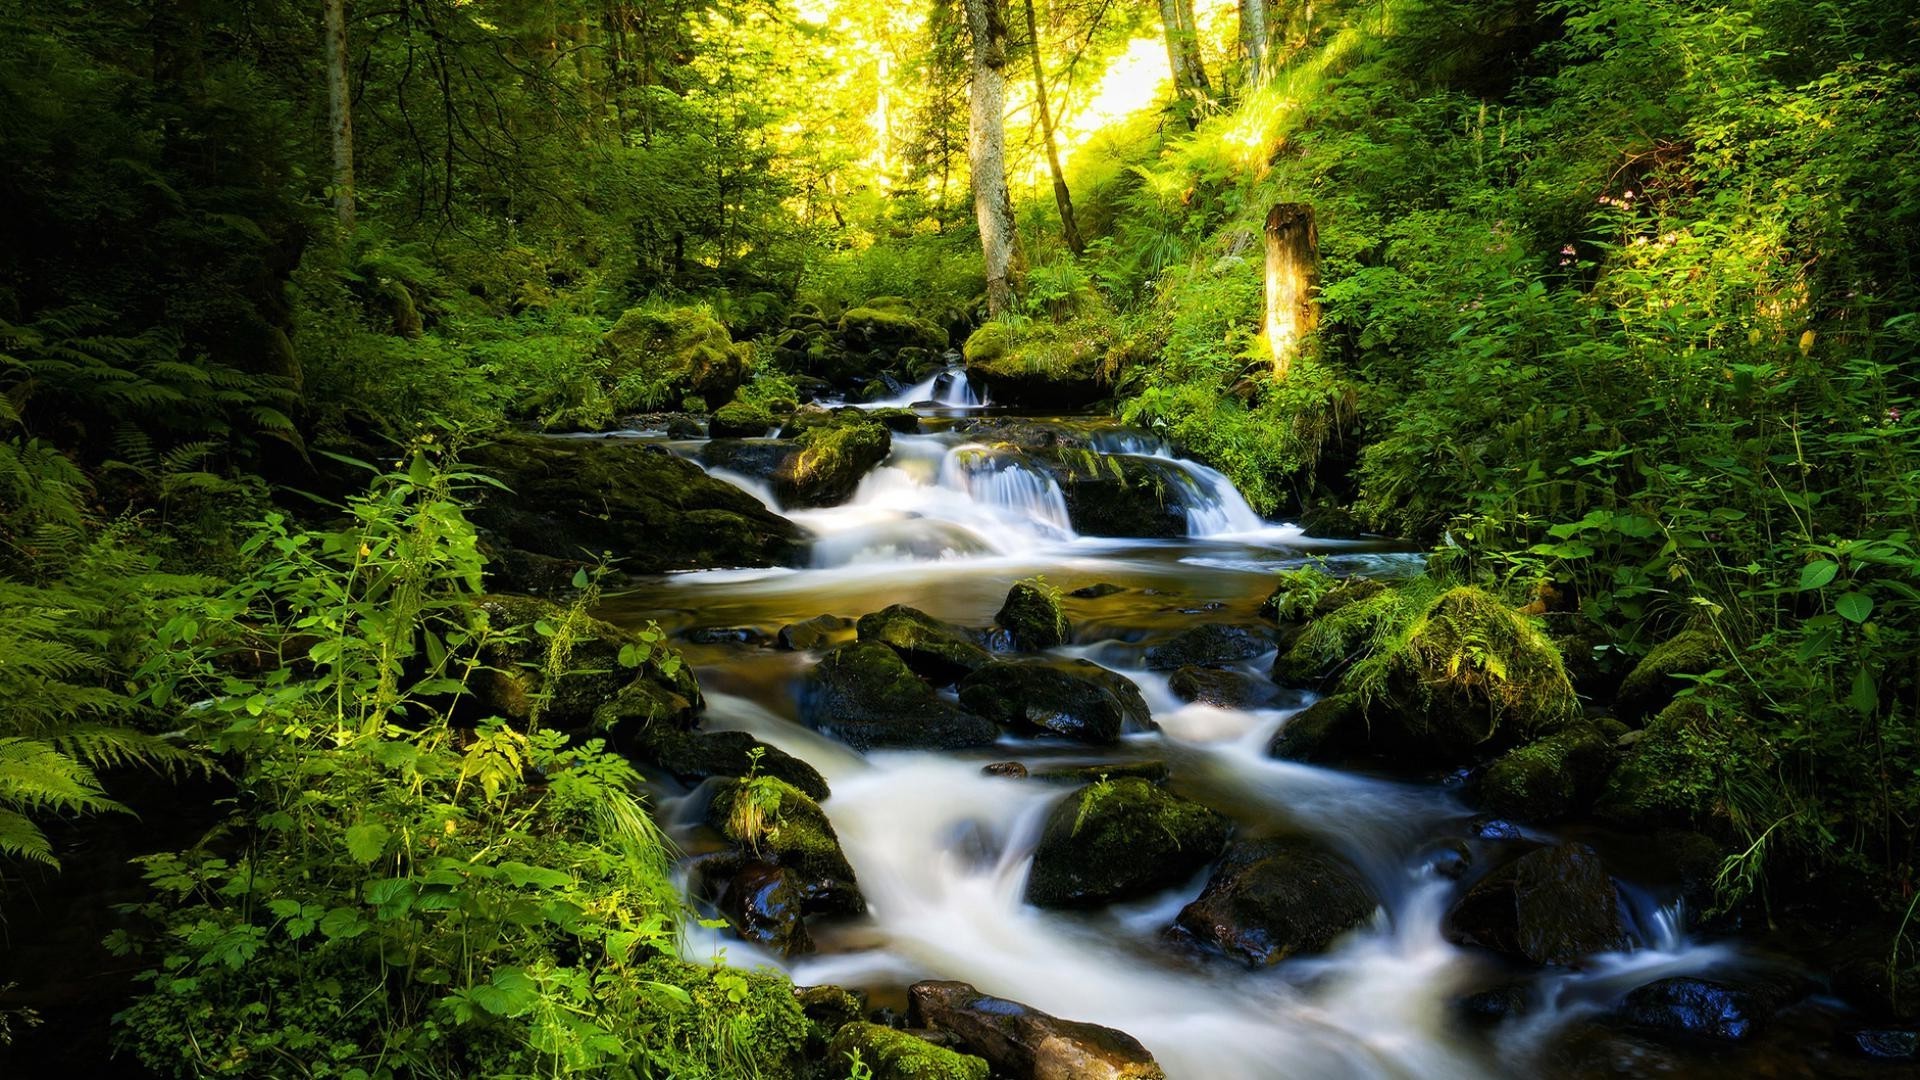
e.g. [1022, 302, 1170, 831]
[633, 957, 812, 1079]
[837, 305, 946, 355]
[707, 777, 857, 887]
[801, 642, 1000, 751]
[709, 400, 776, 438]
[1615, 628, 1723, 721]
[1594, 696, 1774, 837]
[1472, 722, 1614, 822]
[776, 417, 891, 508]
[855, 604, 992, 683]
[1266, 693, 1369, 763]
[1025, 778, 1232, 907]
[601, 305, 748, 409]
[826, 1022, 989, 1080]
[962, 321, 1011, 363]
[995, 578, 1069, 650]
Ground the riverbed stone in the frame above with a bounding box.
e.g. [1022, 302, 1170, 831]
[627, 727, 829, 801]
[713, 860, 813, 958]
[1168, 665, 1278, 709]
[1469, 722, 1615, 822]
[1170, 838, 1377, 965]
[1445, 842, 1624, 966]
[799, 642, 999, 751]
[706, 777, 862, 914]
[1145, 623, 1272, 670]
[777, 613, 853, 651]
[996, 580, 1070, 650]
[1616, 975, 1796, 1042]
[1266, 694, 1370, 763]
[708, 400, 777, 438]
[957, 659, 1151, 744]
[826, 1022, 990, 1080]
[1025, 778, 1231, 908]
[909, 980, 1168, 1080]
[856, 604, 993, 684]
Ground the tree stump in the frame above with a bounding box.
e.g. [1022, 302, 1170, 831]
[1264, 203, 1319, 376]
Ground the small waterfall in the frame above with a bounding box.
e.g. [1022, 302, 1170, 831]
[862, 365, 988, 409]
[1155, 457, 1267, 536]
[937, 444, 1073, 538]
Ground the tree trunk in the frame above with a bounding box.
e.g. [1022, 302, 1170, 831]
[1158, 0, 1213, 126]
[964, 0, 1020, 316]
[1264, 203, 1319, 376]
[323, 0, 356, 234]
[1238, 0, 1268, 89]
[1023, 0, 1083, 256]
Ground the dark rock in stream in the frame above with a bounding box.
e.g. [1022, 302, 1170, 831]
[800, 642, 999, 751]
[1170, 837, 1378, 965]
[704, 778, 863, 915]
[983, 761, 1030, 778]
[1298, 503, 1367, 539]
[1266, 694, 1370, 763]
[1168, 665, 1278, 709]
[957, 660, 1151, 744]
[995, 580, 1071, 650]
[777, 613, 853, 651]
[1025, 778, 1231, 908]
[1459, 983, 1532, 1025]
[714, 860, 813, 957]
[909, 980, 1168, 1080]
[1615, 973, 1808, 1042]
[1030, 760, 1171, 785]
[1840, 1028, 1919, 1061]
[628, 728, 829, 801]
[1145, 623, 1272, 670]
[680, 625, 768, 646]
[1469, 721, 1615, 823]
[665, 415, 705, 438]
[1069, 582, 1126, 599]
[1445, 842, 1625, 966]
[856, 604, 993, 684]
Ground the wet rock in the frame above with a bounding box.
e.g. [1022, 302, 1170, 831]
[996, 580, 1070, 650]
[1469, 816, 1526, 841]
[856, 604, 993, 684]
[1298, 503, 1366, 539]
[1459, 983, 1531, 1025]
[665, 415, 704, 438]
[681, 625, 768, 646]
[467, 435, 804, 585]
[868, 406, 922, 433]
[1470, 722, 1615, 823]
[1145, 623, 1272, 670]
[1617, 976, 1777, 1041]
[983, 761, 1030, 779]
[1418, 838, 1474, 880]
[1069, 582, 1125, 599]
[1025, 778, 1231, 908]
[1266, 694, 1369, 763]
[469, 594, 702, 732]
[1030, 760, 1172, 785]
[1614, 629, 1722, 722]
[601, 305, 746, 408]
[777, 613, 853, 651]
[775, 415, 891, 508]
[628, 728, 830, 801]
[826, 1022, 990, 1080]
[961, 324, 1110, 410]
[706, 778, 862, 914]
[714, 861, 812, 957]
[1840, 1028, 1919, 1061]
[797, 985, 868, 1053]
[708, 400, 776, 438]
[1170, 838, 1377, 965]
[958, 660, 1151, 744]
[1037, 451, 1189, 538]
[1446, 842, 1623, 966]
[1168, 665, 1278, 709]
[909, 980, 1168, 1080]
[799, 642, 999, 751]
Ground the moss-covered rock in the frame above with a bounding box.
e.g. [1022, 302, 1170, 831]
[775, 416, 891, 508]
[1614, 629, 1723, 721]
[467, 434, 804, 585]
[777, 613, 854, 651]
[1168, 665, 1279, 709]
[800, 642, 999, 751]
[996, 579, 1069, 650]
[1171, 838, 1377, 965]
[1298, 503, 1366, 539]
[1146, 623, 1273, 670]
[1025, 778, 1231, 908]
[826, 1023, 990, 1080]
[1445, 842, 1625, 966]
[837, 304, 948, 356]
[707, 778, 861, 913]
[963, 322, 1110, 409]
[628, 728, 829, 801]
[600, 305, 748, 408]
[708, 400, 777, 438]
[1032, 448, 1188, 538]
[957, 659, 1151, 744]
[1470, 722, 1615, 823]
[856, 604, 992, 684]
[962, 321, 1011, 364]
[1593, 696, 1765, 835]
[468, 595, 701, 732]
[1266, 694, 1370, 763]
[633, 957, 812, 1078]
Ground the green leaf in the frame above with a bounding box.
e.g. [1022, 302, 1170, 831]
[571, 567, 590, 589]
[344, 822, 391, 864]
[1847, 667, 1878, 715]
[1835, 592, 1873, 624]
[1797, 560, 1839, 591]
[318, 907, 371, 940]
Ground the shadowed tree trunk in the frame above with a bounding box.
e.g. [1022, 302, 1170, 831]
[1023, 0, 1083, 256]
[965, 0, 1020, 315]
[1158, 0, 1213, 126]
[1264, 202, 1319, 375]
[323, 0, 355, 234]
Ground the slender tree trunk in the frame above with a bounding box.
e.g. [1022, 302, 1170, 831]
[1238, 0, 1268, 89]
[323, 0, 356, 234]
[1264, 202, 1319, 376]
[964, 0, 1019, 316]
[1158, 0, 1213, 126]
[1023, 0, 1083, 256]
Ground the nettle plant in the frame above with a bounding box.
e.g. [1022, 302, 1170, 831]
[105, 442, 781, 1079]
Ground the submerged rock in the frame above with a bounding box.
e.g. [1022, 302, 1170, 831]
[1170, 838, 1377, 966]
[827, 1022, 990, 1080]
[1069, 582, 1126, 599]
[777, 613, 853, 651]
[909, 980, 1168, 1080]
[628, 727, 829, 801]
[1445, 842, 1624, 966]
[857, 604, 992, 684]
[1145, 623, 1272, 670]
[996, 579, 1070, 650]
[958, 660, 1151, 744]
[1168, 665, 1278, 709]
[1025, 778, 1231, 908]
[800, 642, 999, 751]
[1470, 722, 1615, 822]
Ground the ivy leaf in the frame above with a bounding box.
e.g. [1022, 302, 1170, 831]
[344, 822, 391, 864]
[1797, 560, 1839, 591]
[1835, 591, 1873, 624]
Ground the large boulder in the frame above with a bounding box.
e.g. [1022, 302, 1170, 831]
[628, 727, 829, 801]
[705, 777, 862, 914]
[957, 660, 1151, 744]
[1266, 694, 1370, 763]
[1171, 838, 1377, 966]
[1470, 722, 1615, 823]
[1025, 778, 1231, 908]
[837, 303, 948, 357]
[909, 981, 1167, 1080]
[1445, 842, 1624, 966]
[1614, 629, 1723, 722]
[467, 435, 804, 586]
[826, 1022, 990, 1080]
[1593, 696, 1763, 835]
[1036, 450, 1189, 538]
[468, 595, 702, 732]
[1169, 666, 1279, 709]
[1145, 623, 1273, 670]
[996, 579, 1070, 651]
[962, 323, 1110, 410]
[799, 642, 1000, 751]
[707, 400, 777, 438]
[1615, 971, 1807, 1042]
[856, 604, 993, 684]
[600, 305, 747, 408]
[775, 415, 891, 508]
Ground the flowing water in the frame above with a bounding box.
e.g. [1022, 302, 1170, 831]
[595, 407, 1862, 1078]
